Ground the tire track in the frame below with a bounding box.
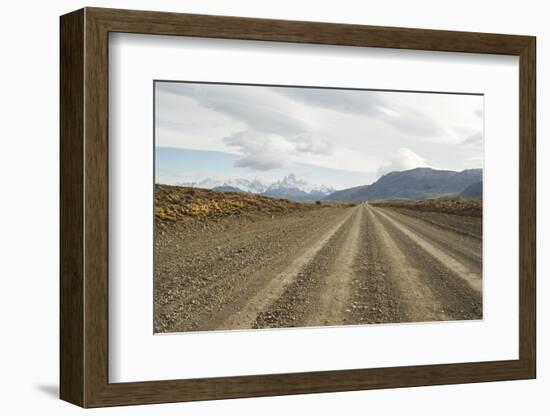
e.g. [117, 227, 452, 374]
[156, 199, 484, 333]
[380, 208, 482, 268]
[371, 206, 482, 293]
[155, 207, 353, 332]
[200, 207, 357, 331]
[363, 205, 450, 322]
[302, 206, 365, 327]
[253, 206, 365, 328]
[384, 207, 482, 240]
[349, 206, 408, 324]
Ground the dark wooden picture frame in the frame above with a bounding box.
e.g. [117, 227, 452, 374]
[60, 7, 536, 408]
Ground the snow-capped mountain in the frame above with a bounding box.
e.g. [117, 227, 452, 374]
[179, 174, 334, 201]
[262, 174, 335, 201]
[179, 178, 267, 194]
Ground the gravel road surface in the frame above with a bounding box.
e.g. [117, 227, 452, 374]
[155, 203, 482, 333]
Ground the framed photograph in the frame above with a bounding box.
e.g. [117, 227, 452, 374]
[60, 7, 536, 408]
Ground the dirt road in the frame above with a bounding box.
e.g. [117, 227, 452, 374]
[155, 203, 482, 333]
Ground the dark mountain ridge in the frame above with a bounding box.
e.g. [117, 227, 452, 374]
[325, 167, 482, 201]
[459, 181, 483, 199]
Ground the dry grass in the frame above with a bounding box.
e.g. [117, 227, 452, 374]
[155, 185, 346, 221]
[370, 197, 482, 217]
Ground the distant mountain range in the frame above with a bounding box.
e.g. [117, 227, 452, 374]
[261, 174, 335, 200]
[324, 167, 482, 201]
[180, 174, 335, 201]
[179, 168, 482, 202]
[459, 181, 482, 199]
[181, 177, 267, 194]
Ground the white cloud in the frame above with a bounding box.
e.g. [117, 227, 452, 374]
[290, 133, 332, 155]
[222, 130, 335, 172]
[157, 82, 312, 136]
[223, 130, 293, 171]
[155, 82, 483, 182]
[275, 87, 382, 116]
[460, 131, 483, 147]
[276, 88, 452, 141]
[377, 148, 429, 176]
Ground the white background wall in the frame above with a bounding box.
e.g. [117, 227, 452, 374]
[0, 0, 545, 414]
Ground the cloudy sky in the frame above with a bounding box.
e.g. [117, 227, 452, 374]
[155, 81, 483, 189]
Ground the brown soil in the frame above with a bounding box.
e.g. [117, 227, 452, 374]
[154, 190, 483, 333]
[370, 197, 482, 217]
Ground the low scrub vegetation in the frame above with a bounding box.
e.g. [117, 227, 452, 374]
[155, 184, 341, 221]
[371, 197, 482, 217]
